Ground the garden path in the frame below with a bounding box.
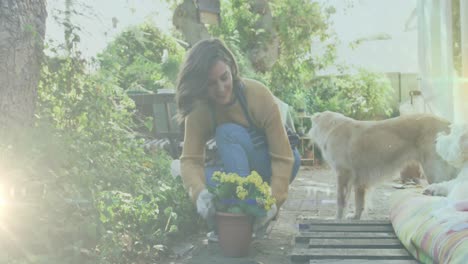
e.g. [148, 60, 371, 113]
[170, 165, 415, 264]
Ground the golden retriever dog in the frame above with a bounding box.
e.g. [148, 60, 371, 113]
[308, 111, 458, 219]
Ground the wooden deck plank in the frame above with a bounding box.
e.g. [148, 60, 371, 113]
[291, 248, 413, 262]
[296, 232, 397, 243]
[309, 260, 420, 264]
[299, 224, 394, 233]
[309, 238, 403, 248]
[292, 219, 416, 263]
[298, 219, 392, 225]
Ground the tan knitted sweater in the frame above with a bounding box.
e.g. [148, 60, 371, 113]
[180, 78, 294, 207]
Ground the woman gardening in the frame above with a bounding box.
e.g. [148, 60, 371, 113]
[175, 38, 301, 238]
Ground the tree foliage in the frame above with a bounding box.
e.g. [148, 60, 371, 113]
[36, 40, 198, 262]
[98, 23, 184, 92]
[1, 46, 196, 263]
[1, 4, 198, 263]
[305, 69, 394, 120]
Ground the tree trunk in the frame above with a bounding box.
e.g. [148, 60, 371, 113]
[248, 0, 279, 72]
[172, 0, 210, 47]
[0, 0, 47, 132]
[171, 0, 279, 71]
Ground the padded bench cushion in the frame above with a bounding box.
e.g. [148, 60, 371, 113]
[390, 188, 468, 264]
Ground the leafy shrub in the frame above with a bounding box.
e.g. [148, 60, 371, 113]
[306, 69, 395, 120]
[96, 157, 194, 263]
[0, 38, 198, 263]
[97, 23, 184, 92]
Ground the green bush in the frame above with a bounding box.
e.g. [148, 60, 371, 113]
[96, 154, 194, 263]
[0, 40, 198, 263]
[306, 69, 395, 120]
[97, 23, 184, 92]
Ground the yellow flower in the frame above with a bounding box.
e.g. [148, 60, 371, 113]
[212, 171, 222, 182]
[246, 171, 263, 187]
[209, 171, 276, 213]
[236, 186, 248, 200]
[264, 197, 276, 210]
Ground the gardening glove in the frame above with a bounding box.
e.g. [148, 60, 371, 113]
[253, 204, 278, 238]
[196, 189, 216, 225]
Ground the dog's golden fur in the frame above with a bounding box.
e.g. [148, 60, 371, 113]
[309, 111, 458, 219]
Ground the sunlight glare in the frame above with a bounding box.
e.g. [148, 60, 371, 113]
[0, 187, 6, 207]
[0, 189, 5, 218]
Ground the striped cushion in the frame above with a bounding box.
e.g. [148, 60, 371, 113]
[390, 188, 468, 264]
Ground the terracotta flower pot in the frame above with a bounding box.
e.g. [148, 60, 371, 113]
[216, 212, 254, 257]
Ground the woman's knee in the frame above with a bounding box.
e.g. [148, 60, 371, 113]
[215, 123, 249, 143]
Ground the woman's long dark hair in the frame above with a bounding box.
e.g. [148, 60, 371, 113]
[175, 38, 241, 123]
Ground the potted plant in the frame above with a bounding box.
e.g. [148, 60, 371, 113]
[208, 171, 276, 257]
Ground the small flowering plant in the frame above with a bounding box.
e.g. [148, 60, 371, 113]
[207, 171, 276, 217]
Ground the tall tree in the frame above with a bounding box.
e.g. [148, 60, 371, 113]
[0, 0, 47, 132]
[172, 0, 280, 72]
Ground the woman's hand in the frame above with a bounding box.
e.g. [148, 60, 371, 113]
[196, 189, 215, 220]
[253, 204, 278, 236]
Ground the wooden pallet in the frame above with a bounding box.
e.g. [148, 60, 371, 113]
[290, 219, 418, 263]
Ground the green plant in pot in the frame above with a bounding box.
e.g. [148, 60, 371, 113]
[207, 171, 276, 257]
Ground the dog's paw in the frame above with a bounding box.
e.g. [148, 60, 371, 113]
[335, 210, 344, 220]
[345, 212, 360, 220]
[423, 183, 449, 197]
